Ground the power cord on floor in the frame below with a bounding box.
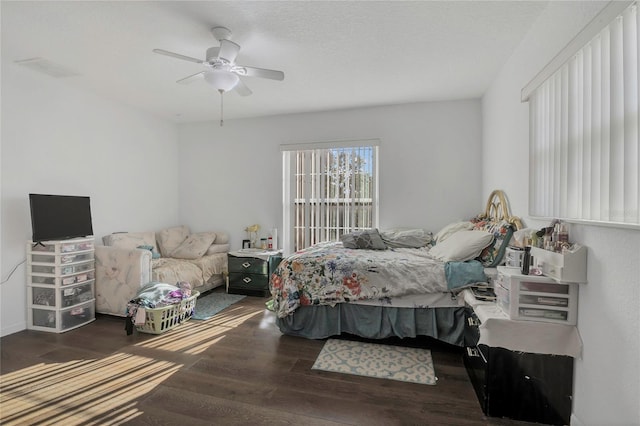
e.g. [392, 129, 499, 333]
[1, 259, 26, 284]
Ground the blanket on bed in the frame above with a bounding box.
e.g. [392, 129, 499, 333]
[270, 242, 486, 318]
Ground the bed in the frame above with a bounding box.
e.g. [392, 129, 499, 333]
[269, 190, 523, 345]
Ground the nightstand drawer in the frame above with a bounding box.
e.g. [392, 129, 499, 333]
[228, 272, 270, 297]
[228, 256, 268, 275]
[228, 273, 269, 289]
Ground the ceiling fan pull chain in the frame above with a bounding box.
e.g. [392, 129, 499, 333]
[219, 89, 224, 126]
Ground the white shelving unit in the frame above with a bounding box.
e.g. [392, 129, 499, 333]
[27, 237, 96, 332]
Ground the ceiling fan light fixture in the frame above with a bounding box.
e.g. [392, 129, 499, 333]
[204, 69, 239, 92]
[153, 25, 284, 126]
[233, 66, 247, 76]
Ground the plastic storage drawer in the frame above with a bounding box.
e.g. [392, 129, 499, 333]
[29, 300, 95, 332]
[30, 239, 94, 254]
[30, 270, 95, 287]
[30, 281, 95, 307]
[30, 260, 94, 276]
[31, 252, 94, 265]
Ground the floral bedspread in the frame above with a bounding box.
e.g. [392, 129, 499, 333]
[270, 242, 450, 318]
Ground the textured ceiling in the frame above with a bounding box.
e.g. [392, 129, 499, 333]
[2, 1, 551, 123]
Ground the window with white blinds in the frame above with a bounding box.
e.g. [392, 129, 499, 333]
[528, 2, 639, 227]
[281, 140, 379, 253]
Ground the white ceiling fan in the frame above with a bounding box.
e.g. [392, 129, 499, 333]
[153, 26, 285, 125]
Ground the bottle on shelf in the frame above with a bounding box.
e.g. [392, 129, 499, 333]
[551, 224, 560, 251]
[270, 227, 278, 250]
[521, 246, 531, 275]
[559, 223, 569, 244]
[543, 232, 551, 251]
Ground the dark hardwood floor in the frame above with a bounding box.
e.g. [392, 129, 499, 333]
[1, 290, 535, 425]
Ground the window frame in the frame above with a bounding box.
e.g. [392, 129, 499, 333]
[281, 139, 380, 254]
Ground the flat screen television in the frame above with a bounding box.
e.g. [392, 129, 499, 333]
[29, 193, 94, 242]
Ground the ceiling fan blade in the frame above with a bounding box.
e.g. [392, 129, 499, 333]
[236, 65, 284, 81]
[233, 79, 252, 96]
[153, 49, 203, 64]
[218, 39, 240, 63]
[176, 71, 205, 84]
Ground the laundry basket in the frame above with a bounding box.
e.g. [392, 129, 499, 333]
[136, 291, 199, 334]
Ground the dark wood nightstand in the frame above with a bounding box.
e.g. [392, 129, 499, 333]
[227, 250, 282, 297]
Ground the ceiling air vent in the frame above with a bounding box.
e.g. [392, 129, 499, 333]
[14, 57, 79, 78]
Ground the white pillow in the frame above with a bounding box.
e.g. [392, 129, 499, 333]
[170, 232, 216, 260]
[429, 230, 494, 262]
[206, 243, 230, 255]
[433, 221, 474, 243]
[157, 225, 191, 257]
[210, 231, 229, 244]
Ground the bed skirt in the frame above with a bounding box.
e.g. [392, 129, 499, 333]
[275, 304, 466, 345]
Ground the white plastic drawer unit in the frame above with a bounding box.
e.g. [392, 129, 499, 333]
[26, 237, 96, 333]
[495, 266, 578, 325]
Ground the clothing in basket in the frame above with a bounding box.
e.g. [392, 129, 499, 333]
[125, 281, 193, 335]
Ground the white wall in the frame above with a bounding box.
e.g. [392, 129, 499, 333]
[177, 100, 483, 251]
[0, 63, 180, 336]
[483, 2, 640, 425]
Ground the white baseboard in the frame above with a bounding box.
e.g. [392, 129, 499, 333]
[1, 321, 26, 337]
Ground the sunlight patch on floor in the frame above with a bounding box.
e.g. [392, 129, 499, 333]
[134, 307, 261, 355]
[0, 303, 263, 424]
[0, 352, 180, 425]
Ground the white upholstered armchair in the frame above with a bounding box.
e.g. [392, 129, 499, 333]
[95, 246, 153, 317]
[95, 226, 229, 316]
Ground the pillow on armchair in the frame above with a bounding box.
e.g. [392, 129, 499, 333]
[170, 232, 217, 259]
[157, 225, 191, 257]
[206, 243, 231, 254]
[210, 231, 229, 244]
